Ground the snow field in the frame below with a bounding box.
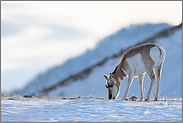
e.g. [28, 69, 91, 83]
[1, 97, 182, 122]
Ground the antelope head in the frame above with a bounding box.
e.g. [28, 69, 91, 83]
[104, 73, 120, 99]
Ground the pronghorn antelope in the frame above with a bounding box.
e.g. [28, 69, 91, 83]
[104, 43, 166, 101]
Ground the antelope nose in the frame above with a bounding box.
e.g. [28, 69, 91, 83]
[109, 94, 112, 99]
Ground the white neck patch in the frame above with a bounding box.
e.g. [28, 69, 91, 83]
[121, 67, 128, 76]
[118, 77, 123, 83]
[112, 85, 118, 98]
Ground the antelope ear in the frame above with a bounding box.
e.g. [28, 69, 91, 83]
[110, 73, 114, 78]
[104, 75, 108, 80]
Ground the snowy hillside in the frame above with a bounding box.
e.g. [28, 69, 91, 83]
[47, 25, 182, 99]
[12, 23, 182, 100]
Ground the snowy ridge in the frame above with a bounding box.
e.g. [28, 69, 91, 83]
[12, 23, 181, 98]
[38, 23, 181, 96]
[46, 23, 182, 99]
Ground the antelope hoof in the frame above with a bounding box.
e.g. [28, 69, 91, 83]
[154, 98, 158, 101]
[122, 97, 126, 100]
[145, 98, 149, 101]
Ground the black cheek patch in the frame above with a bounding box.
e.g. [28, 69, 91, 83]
[108, 84, 113, 88]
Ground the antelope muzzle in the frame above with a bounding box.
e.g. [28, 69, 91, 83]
[109, 93, 112, 99]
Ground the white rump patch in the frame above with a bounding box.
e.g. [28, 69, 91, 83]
[150, 46, 166, 67]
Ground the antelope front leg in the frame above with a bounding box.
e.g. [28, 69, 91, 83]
[122, 74, 134, 100]
[138, 73, 145, 101]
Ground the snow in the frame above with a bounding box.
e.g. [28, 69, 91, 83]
[1, 97, 182, 122]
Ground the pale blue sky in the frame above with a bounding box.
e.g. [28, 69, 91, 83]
[1, 1, 182, 92]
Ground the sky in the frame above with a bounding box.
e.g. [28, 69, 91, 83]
[1, 1, 182, 93]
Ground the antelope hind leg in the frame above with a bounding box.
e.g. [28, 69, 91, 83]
[154, 63, 163, 101]
[145, 68, 156, 101]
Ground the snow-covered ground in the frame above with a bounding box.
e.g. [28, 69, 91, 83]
[1, 97, 182, 122]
